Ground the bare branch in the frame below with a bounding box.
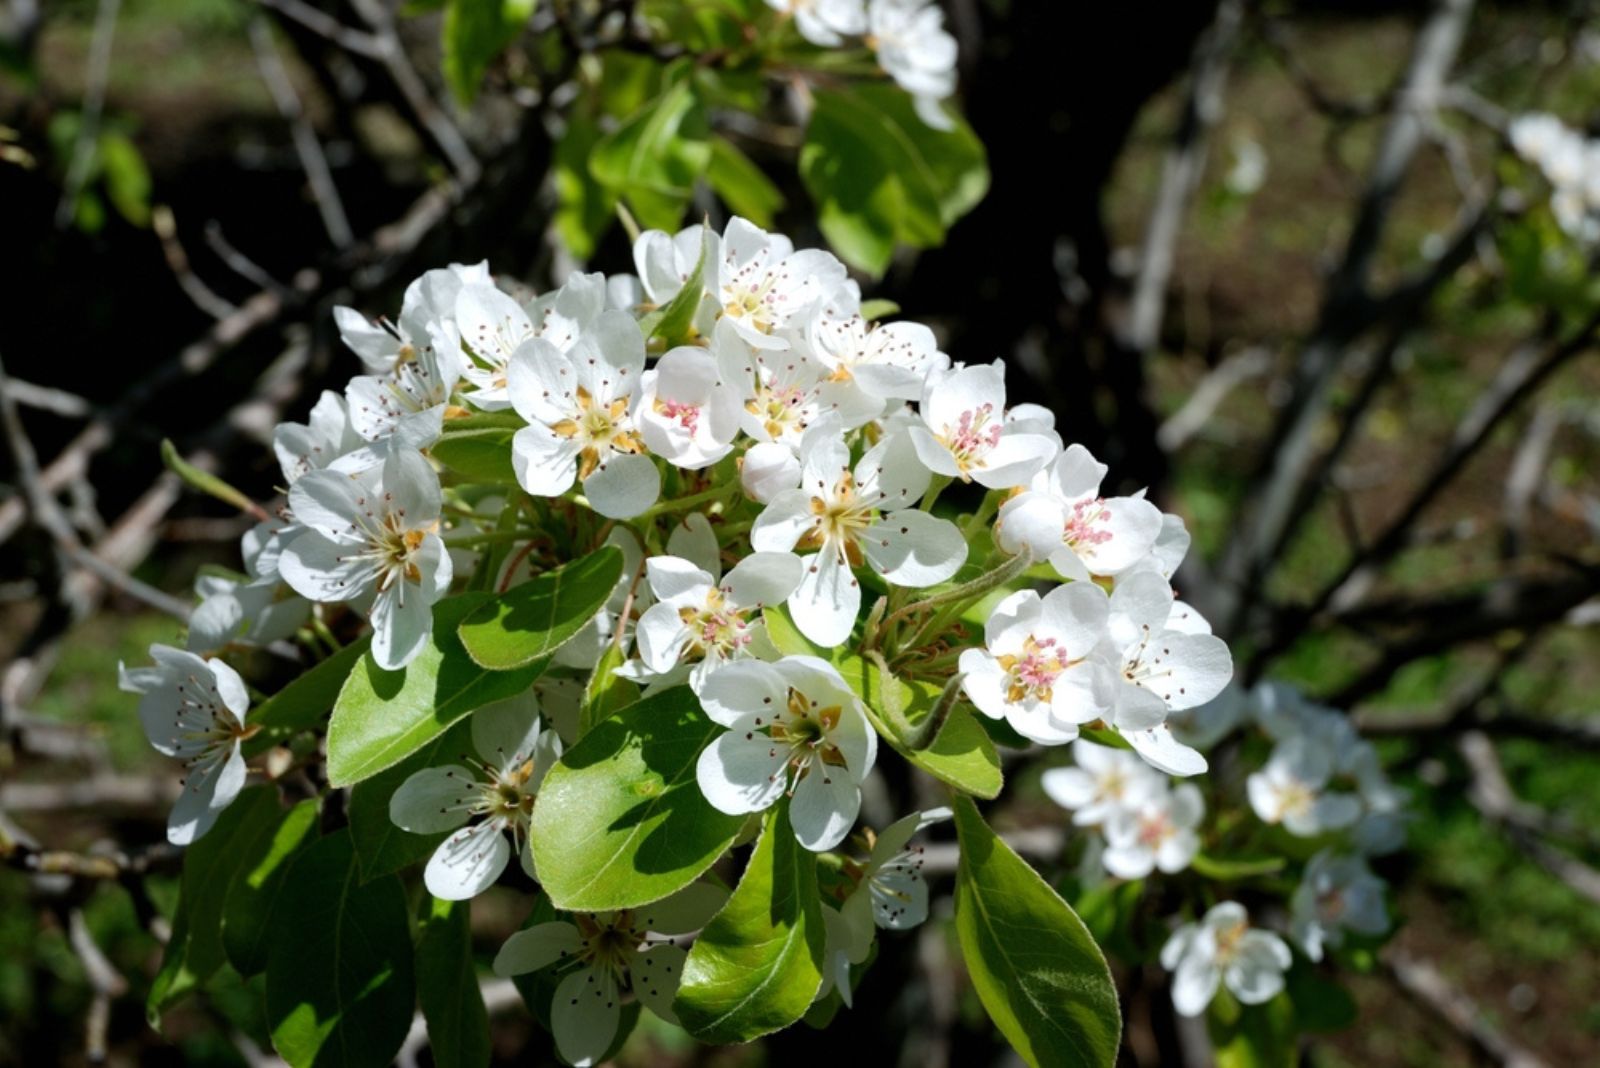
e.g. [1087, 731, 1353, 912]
[250, 17, 354, 249]
[1383, 946, 1547, 1068]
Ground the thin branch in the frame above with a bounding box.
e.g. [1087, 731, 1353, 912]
[1383, 946, 1547, 1068]
[250, 17, 354, 249]
[152, 205, 238, 320]
[1121, 0, 1243, 356]
[55, 0, 120, 228]
[254, 0, 384, 58]
[204, 220, 294, 298]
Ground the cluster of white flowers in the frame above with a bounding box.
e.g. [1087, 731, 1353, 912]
[1509, 112, 1600, 242]
[1042, 739, 1203, 880]
[120, 215, 1242, 1025]
[766, 0, 959, 128]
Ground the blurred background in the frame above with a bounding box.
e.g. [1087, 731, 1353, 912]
[4, 0, 1600, 1064]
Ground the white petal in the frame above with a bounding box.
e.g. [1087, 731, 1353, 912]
[512, 424, 579, 498]
[665, 514, 721, 577]
[551, 967, 621, 1068]
[971, 433, 1057, 489]
[696, 731, 788, 814]
[370, 583, 435, 671]
[1123, 725, 1209, 777]
[470, 692, 544, 765]
[424, 820, 511, 900]
[583, 453, 661, 519]
[750, 490, 816, 553]
[636, 602, 691, 674]
[278, 531, 374, 603]
[1170, 959, 1220, 1017]
[389, 765, 476, 834]
[722, 552, 803, 609]
[492, 921, 582, 976]
[167, 746, 246, 845]
[790, 765, 860, 851]
[788, 549, 861, 648]
[1038, 581, 1111, 659]
[863, 510, 966, 588]
[698, 660, 786, 726]
[633, 943, 687, 1024]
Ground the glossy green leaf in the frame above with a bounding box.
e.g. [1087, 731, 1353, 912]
[706, 135, 784, 229]
[149, 786, 288, 1022]
[640, 229, 709, 348]
[457, 547, 624, 671]
[432, 412, 524, 484]
[416, 898, 490, 1068]
[673, 805, 825, 1043]
[800, 84, 988, 275]
[553, 110, 616, 259]
[953, 796, 1121, 1068]
[246, 638, 372, 756]
[326, 594, 546, 787]
[222, 798, 321, 977]
[348, 717, 474, 880]
[589, 73, 711, 231]
[579, 640, 638, 737]
[266, 830, 416, 1068]
[530, 687, 742, 911]
[442, 0, 535, 105]
[763, 607, 1002, 798]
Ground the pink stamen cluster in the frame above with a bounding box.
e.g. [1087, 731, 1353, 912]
[659, 398, 702, 434]
[1063, 497, 1114, 549]
[945, 404, 1002, 463]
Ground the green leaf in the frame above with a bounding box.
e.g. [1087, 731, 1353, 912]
[149, 787, 286, 1021]
[442, 0, 535, 106]
[245, 637, 373, 756]
[432, 412, 524, 484]
[952, 796, 1121, 1068]
[763, 607, 1002, 798]
[457, 547, 624, 671]
[161, 438, 259, 515]
[579, 640, 638, 736]
[1285, 962, 1357, 1034]
[673, 804, 825, 1043]
[222, 798, 321, 978]
[266, 830, 416, 1068]
[1190, 852, 1287, 881]
[348, 717, 473, 880]
[800, 84, 988, 275]
[1210, 992, 1296, 1068]
[416, 898, 490, 1068]
[100, 131, 151, 227]
[858, 299, 900, 321]
[640, 229, 709, 347]
[553, 110, 617, 260]
[530, 687, 743, 911]
[706, 136, 784, 229]
[326, 593, 547, 787]
[589, 72, 711, 231]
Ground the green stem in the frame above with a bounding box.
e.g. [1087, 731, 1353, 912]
[918, 474, 952, 513]
[633, 481, 738, 521]
[441, 528, 538, 548]
[961, 488, 1002, 539]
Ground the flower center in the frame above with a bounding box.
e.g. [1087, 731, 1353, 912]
[678, 589, 753, 661]
[1136, 810, 1175, 849]
[722, 273, 779, 333]
[551, 385, 645, 478]
[997, 635, 1065, 703]
[937, 404, 1002, 477]
[654, 397, 702, 434]
[797, 471, 872, 566]
[751, 687, 850, 794]
[1063, 497, 1114, 553]
[574, 912, 642, 981]
[746, 384, 808, 439]
[1213, 919, 1250, 964]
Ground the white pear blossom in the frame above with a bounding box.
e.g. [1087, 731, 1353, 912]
[713, 217, 849, 349]
[188, 568, 308, 653]
[867, 0, 958, 128]
[637, 345, 742, 469]
[332, 261, 484, 377]
[717, 321, 878, 449]
[959, 583, 1112, 745]
[909, 361, 1057, 488]
[1042, 739, 1163, 827]
[506, 309, 660, 519]
[996, 444, 1165, 581]
[1291, 850, 1389, 962]
[753, 423, 965, 647]
[456, 272, 605, 409]
[769, 0, 867, 46]
[118, 644, 253, 845]
[858, 807, 946, 929]
[492, 882, 728, 1066]
[1096, 570, 1231, 761]
[806, 303, 949, 419]
[278, 448, 452, 670]
[634, 224, 720, 313]
[1247, 736, 1363, 838]
[634, 550, 802, 688]
[695, 656, 878, 851]
[1162, 902, 1292, 1017]
[740, 440, 802, 503]
[389, 695, 560, 900]
[1102, 782, 1204, 879]
[272, 390, 364, 485]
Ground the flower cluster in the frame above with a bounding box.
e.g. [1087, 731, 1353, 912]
[121, 215, 1242, 1031]
[1509, 112, 1600, 242]
[766, 0, 959, 127]
[1043, 740, 1203, 880]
